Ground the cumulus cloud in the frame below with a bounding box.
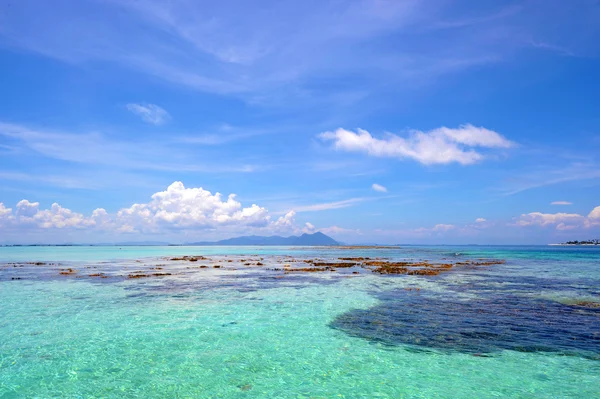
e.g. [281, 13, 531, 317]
[0, 203, 13, 220]
[8, 199, 104, 229]
[319, 124, 514, 165]
[551, 201, 572, 205]
[273, 211, 297, 229]
[432, 224, 456, 231]
[515, 212, 584, 228]
[115, 181, 269, 231]
[588, 206, 600, 220]
[0, 182, 317, 238]
[301, 222, 317, 234]
[30, 203, 90, 229]
[372, 183, 387, 193]
[126, 103, 170, 125]
[514, 206, 600, 230]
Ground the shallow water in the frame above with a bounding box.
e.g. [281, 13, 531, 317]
[1, 245, 599, 398]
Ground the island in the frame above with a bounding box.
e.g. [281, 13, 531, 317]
[555, 239, 600, 246]
[186, 232, 340, 246]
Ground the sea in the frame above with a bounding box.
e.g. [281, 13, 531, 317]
[0, 245, 598, 398]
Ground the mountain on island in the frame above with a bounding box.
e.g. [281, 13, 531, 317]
[187, 232, 339, 246]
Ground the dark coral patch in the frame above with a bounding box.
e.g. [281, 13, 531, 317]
[331, 290, 600, 359]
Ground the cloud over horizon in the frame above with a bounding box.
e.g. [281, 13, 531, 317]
[2, 188, 599, 244]
[0, 182, 309, 240]
[515, 206, 600, 230]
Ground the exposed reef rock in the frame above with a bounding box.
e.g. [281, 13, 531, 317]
[572, 301, 600, 309]
[5, 254, 506, 282]
[169, 256, 208, 262]
[127, 273, 172, 279]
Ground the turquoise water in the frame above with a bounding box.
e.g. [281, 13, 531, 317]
[1, 246, 599, 398]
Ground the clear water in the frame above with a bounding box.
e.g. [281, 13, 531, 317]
[1, 245, 599, 398]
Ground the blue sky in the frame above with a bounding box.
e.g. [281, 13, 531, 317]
[1, 0, 599, 244]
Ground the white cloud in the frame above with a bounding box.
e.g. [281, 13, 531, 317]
[291, 197, 367, 212]
[514, 206, 600, 230]
[11, 199, 97, 229]
[273, 211, 296, 229]
[0, 121, 259, 173]
[372, 183, 387, 193]
[0, 170, 106, 190]
[475, 218, 487, 223]
[585, 206, 600, 228]
[116, 224, 137, 234]
[33, 204, 92, 229]
[116, 181, 269, 231]
[126, 103, 170, 125]
[414, 223, 456, 233]
[498, 163, 600, 197]
[0, 203, 13, 220]
[515, 212, 584, 228]
[0, 1, 482, 98]
[587, 206, 600, 219]
[551, 201, 572, 205]
[432, 224, 456, 231]
[319, 226, 360, 236]
[2, 0, 596, 108]
[0, 182, 324, 239]
[319, 124, 514, 165]
[15, 200, 38, 218]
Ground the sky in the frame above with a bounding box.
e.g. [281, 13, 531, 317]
[1, 0, 599, 245]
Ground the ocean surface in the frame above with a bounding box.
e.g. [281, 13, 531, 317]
[0, 245, 599, 398]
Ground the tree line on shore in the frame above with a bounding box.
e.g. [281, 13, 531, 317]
[562, 239, 600, 245]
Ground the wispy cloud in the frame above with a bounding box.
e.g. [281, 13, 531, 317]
[0, 121, 261, 173]
[499, 163, 600, 197]
[372, 183, 387, 193]
[527, 40, 576, 57]
[2, 0, 595, 106]
[416, 223, 456, 232]
[174, 124, 276, 145]
[551, 201, 572, 205]
[319, 225, 361, 236]
[319, 124, 514, 165]
[291, 197, 368, 213]
[126, 103, 170, 125]
[0, 171, 102, 190]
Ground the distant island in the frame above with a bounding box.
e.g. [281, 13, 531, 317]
[186, 232, 339, 246]
[0, 233, 339, 247]
[554, 239, 599, 246]
[0, 233, 340, 247]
